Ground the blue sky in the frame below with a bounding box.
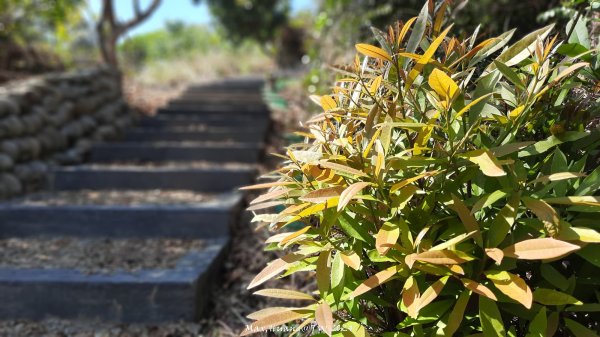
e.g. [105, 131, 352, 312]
[88, 0, 316, 37]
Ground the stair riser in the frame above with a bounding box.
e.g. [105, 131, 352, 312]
[0, 204, 239, 239]
[89, 145, 263, 163]
[52, 169, 256, 192]
[0, 240, 228, 322]
[123, 130, 266, 142]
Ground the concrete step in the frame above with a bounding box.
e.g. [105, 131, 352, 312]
[165, 103, 268, 113]
[136, 117, 270, 131]
[88, 142, 263, 163]
[156, 108, 270, 117]
[51, 165, 257, 192]
[123, 128, 266, 142]
[0, 238, 228, 322]
[0, 191, 242, 239]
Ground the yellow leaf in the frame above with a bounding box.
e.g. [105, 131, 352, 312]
[461, 278, 498, 301]
[454, 93, 493, 121]
[508, 105, 525, 119]
[485, 248, 504, 264]
[280, 226, 311, 245]
[320, 95, 337, 111]
[241, 310, 309, 336]
[376, 222, 400, 255]
[463, 149, 506, 177]
[485, 271, 533, 308]
[529, 172, 586, 185]
[355, 43, 392, 61]
[544, 196, 600, 207]
[428, 68, 459, 100]
[340, 251, 361, 270]
[411, 249, 472, 265]
[398, 17, 418, 46]
[248, 254, 305, 289]
[254, 288, 316, 301]
[374, 140, 385, 177]
[315, 302, 334, 336]
[429, 231, 478, 251]
[390, 171, 439, 193]
[558, 222, 600, 243]
[503, 238, 580, 260]
[369, 75, 383, 95]
[350, 265, 402, 297]
[405, 25, 453, 90]
[295, 197, 340, 218]
[418, 276, 449, 311]
[403, 276, 421, 318]
[300, 186, 345, 203]
[338, 182, 371, 211]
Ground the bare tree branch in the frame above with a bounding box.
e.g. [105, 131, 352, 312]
[133, 0, 142, 17]
[121, 0, 162, 32]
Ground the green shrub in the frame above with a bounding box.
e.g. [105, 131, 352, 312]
[243, 3, 600, 336]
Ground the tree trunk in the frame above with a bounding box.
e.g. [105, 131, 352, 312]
[97, 0, 161, 67]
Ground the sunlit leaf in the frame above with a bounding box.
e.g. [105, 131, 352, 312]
[503, 238, 580, 260]
[485, 270, 533, 308]
[315, 302, 334, 336]
[356, 43, 392, 61]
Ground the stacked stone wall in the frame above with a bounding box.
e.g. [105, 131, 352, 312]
[0, 67, 134, 197]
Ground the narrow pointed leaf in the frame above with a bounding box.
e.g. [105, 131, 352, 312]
[503, 238, 580, 260]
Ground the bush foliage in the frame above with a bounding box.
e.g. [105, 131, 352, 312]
[244, 2, 599, 336]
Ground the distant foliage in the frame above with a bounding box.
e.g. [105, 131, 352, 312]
[202, 0, 289, 44]
[243, 2, 599, 336]
[119, 23, 223, 67]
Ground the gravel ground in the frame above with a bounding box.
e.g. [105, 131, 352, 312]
[14, 190, 217, 206]
[0, 237, 204, 274]
[0, 319, 203, 337]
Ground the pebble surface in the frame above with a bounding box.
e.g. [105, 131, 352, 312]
[0, 237, 205, 274]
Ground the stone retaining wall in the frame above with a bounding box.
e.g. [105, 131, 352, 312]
[0, 67, 134, 198]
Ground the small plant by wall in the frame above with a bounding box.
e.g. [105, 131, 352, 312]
[243, 3, 599, 336]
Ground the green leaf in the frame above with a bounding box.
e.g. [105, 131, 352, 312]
[316, 250, 331, 294]
[576, 165, 600, 196]
[533, 288, 582, 306]
[493, 60, 524, 89]
[564, 318, 599, 337]
[479, 296, 506, 337]
[540, 264, 569, 291]
[331, 252, 345, 301]
[566, 17, 590, 48]
[577, 244, 600, 268]
[338, 213, 374, 245]
[472, 189, 509, 214]
[487, 193, 520, 248]
[405, 3, 428, 54]
[518, 131, 590, 157]
[443, 290, 470, 337]
[493, 24, 554, 67]
[525, 307, 547, 337]
[557, 43, 589, 57]
[565, 303, 600, 312]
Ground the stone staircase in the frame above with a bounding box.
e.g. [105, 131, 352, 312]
[0, 78, 269, 322]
